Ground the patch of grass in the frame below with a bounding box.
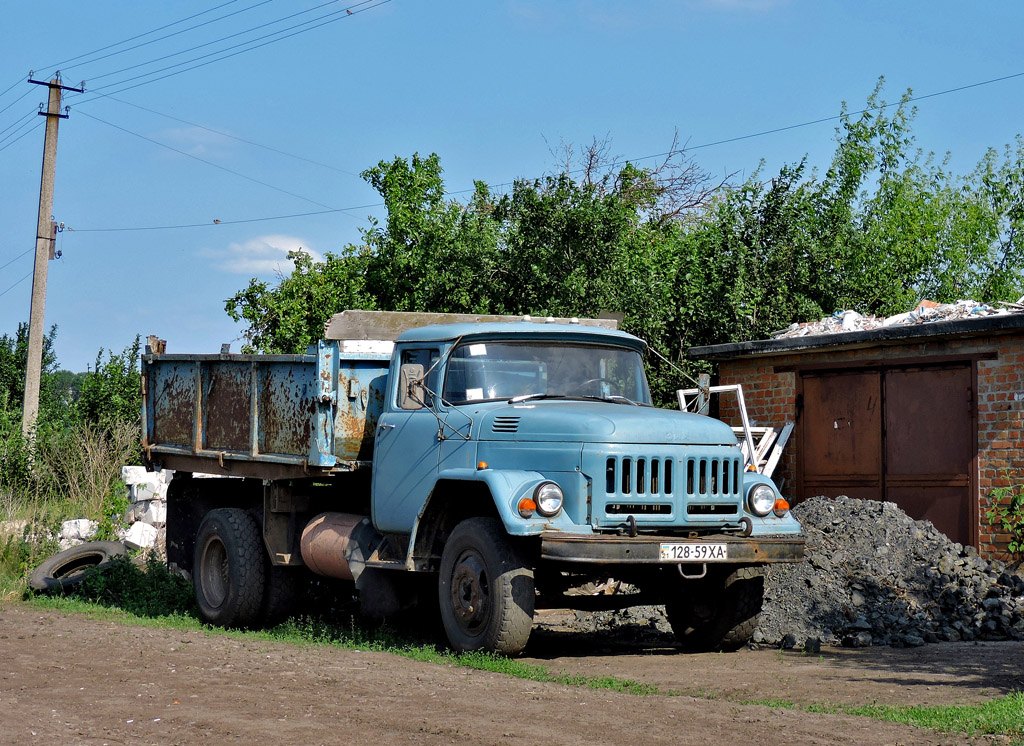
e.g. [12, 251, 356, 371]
[737, 694, 1024, 739]
[834, 696, 1024, 739]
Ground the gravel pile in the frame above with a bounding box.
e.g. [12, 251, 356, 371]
[558, 496, 1024, 649]
[756, 495, 1024, 648]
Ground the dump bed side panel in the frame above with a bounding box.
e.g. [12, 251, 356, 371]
[142, 342, 389, 475]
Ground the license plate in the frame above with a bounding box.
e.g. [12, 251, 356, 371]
[659, 543, 728, 562]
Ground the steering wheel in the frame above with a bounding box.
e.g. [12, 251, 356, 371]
[569, 377, 614, 395]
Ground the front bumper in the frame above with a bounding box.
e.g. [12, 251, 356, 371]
[540, 532, 805, 565]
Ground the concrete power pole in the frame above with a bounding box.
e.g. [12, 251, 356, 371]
[21, 74, 83, 438]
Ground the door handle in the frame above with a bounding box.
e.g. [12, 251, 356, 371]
[378, 423, 395, 431]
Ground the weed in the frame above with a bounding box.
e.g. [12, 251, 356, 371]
[987, 473, 1024, 558]
[67, 554, 196, 618]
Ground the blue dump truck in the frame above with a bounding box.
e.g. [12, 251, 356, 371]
[143, 311, 803, 655]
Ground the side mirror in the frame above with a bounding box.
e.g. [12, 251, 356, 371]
[398, 363, 427, 410]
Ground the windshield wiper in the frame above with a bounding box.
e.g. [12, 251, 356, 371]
[508, 393, 567, 404]
[575, 394, 640, 406]
[509, 393, 639, 406]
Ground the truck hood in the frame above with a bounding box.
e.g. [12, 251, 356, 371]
[478, 401, 738, 446]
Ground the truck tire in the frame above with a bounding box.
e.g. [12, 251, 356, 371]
[438, 517, 535, 656]
[665, 566, 764, 652]
[29, 541, 127, 593]
[193, 508, 265, 628]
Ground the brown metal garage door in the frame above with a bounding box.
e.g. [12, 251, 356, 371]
[798, 363, 976, 546]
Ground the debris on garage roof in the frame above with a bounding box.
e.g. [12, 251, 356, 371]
[772, 298, 1024, 339]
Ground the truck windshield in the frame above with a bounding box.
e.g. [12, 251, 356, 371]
[442, 341, 652, 405]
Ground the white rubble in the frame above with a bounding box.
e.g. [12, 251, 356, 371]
[123, 521, 159, 550]
[136, 500, 167, 526]
[122, 465, 173, 503]
[118, 466, 172, 557]
[0, 519, 29, 537]
[58, 518, 98, 550]
[773, 299, 1017, 339]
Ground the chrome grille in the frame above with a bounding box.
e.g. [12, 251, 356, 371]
[597, 450, 743, 526]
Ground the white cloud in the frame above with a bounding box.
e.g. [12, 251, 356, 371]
[206, 235, 324, 275]
[158, 126, 234, 157]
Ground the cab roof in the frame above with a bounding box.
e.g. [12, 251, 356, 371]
[396, 322, 647, 350]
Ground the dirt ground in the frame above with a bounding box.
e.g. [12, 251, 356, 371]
[1, 604, 1020, 746]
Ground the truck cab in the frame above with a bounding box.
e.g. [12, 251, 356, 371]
[366, 322, 801, 653]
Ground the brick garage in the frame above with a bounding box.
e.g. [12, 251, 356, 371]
[688, 314, 1024, 560]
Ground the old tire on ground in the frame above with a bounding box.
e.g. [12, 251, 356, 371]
[29, 541, 127, 593]
[438, 517, 535, 656]
[193, 508, 266, 628]
[665, 566, 764, 652]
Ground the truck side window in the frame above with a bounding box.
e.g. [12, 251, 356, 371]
[398, 348, 439, 409]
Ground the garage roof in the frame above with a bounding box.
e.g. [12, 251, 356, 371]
[688, 313, 1024, 361]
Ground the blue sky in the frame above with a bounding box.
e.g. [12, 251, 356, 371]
[0, 0, 1022, 372]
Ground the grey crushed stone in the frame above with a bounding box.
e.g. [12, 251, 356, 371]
[562, 496, 1024, 649]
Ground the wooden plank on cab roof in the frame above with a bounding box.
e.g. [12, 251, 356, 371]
[324, 310, 620, 341]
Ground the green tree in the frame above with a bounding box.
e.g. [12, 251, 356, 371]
[224, 84, 1024, 404]
[76, 337, 143, 428]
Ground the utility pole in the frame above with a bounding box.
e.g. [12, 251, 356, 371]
[21, 73, 83, 439]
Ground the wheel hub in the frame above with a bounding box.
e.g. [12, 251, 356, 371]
[449, 550, 490, 633]
[200, 537, 229, 608]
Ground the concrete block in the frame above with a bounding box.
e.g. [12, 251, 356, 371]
[124, 521, 158, 550]
[130, 480, 168, 503]
[120, 465, 149, 485]
[138, 500, 167, 526]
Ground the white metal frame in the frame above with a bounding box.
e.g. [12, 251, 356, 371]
[676, 383, 793, 478]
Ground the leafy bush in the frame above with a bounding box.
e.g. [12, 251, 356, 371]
[986, 477, 1024, 558]
[69, 554, 196, 618]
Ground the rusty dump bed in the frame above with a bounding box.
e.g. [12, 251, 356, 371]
[142, 341, 390, 478]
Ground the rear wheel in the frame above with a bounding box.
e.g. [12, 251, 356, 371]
[665, 566, 764, 652]
[438, 518, 535, 656]
[193, 508, 265, 627]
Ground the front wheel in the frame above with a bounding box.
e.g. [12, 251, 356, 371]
[438, 518, 535, 656]
[665, 566, 764, 652]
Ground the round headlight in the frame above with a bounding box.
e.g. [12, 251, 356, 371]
[533, 481, 564, 516]
[747, 484, 776, 517]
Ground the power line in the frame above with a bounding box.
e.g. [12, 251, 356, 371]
[619, 70, 1024, 168]
[59, 1, 277, 77]
[68, 204, 381, 232]
[0, 271, 32, 300]
[0, 119, 42, 154]
[0, 76, 27, 104]
[0, 248, 34, 273]
[38, 0, 251, 72]
[0, 88, 32, 117]
[77, 110, 337, 210]
[80, 0, 361, 84]
[89, 91, 362, 177]
[59, 66, 1024, 234]
[0, 109, 36, 139]
[80, 0, 387, 97]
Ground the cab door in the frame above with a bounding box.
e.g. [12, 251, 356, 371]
[371, 346, 442, 534]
